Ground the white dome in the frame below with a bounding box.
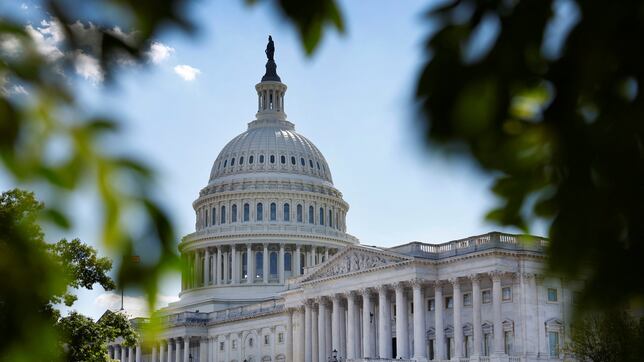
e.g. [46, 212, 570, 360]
[208, 119, 333, 184]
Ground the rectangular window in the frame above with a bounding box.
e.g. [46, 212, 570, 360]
[465, 336, 472, 357]
[548, 331, 559, 356]
[502, 287, 512, 301]
[445, 296, 453, 309]
[504, 331, 513, 354]
[482, 290, 492, 304]
[429, 339, 434, 360]
[484, 333, 492, 356]
[278, 333, 284, 343]
[463, 293, 472, 306]
[548, 288, 558, 302]
[427, 299, 435, 311]
[446, 337, 453, 359]
[410, 302, 414, 313]
[232, 340, 237, 350]
[264, 335, 270, 345]
[219, 342, 224, 351]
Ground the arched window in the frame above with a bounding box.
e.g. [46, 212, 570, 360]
[270, 252, 278, 275]
[239, 156, 244, 165]
[270, 155, 275, 164]
[241, 252, 247, 279]
[204, 209, 208, 227]
[211, 207, 216, 225]
[249, 155, 254, 164]
[270, 202, 277, 221]
[300, 158, 305, 166]
[256, 252, 263, 278]
[308, 206, 314, 224]
[319, 207, 324, 225]
[223, 160, 227, 167]
[283, 203, 290, 221]
[309, 160, 313, 168]
[259, 155, 264, 163]
[328, 209, 333, 228]
[231, 204, 237, 223]
[284, 252, 292, 271]
[317, 161, 320, 170]
[280, 155, 286, 164]
[291, 156, 296, 165]
[220, 205, 226, 224]
[296, 204, 303, 223]
[243, 203, 250, 222]
[231, 158, 235, 166]
[256, 203, 263, 221]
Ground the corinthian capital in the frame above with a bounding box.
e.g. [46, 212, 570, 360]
[489, 270, 504, 282]
[410, 278, 425, 289]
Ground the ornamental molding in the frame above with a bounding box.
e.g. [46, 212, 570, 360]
[300, 245, 412, 284]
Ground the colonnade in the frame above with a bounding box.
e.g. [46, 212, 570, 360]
[298, 271, 522, 361]
[182, 244, 337, 290]
[107, 344, 142, 362]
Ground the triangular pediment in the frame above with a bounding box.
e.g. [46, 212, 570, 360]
[301, 246, 412, 283]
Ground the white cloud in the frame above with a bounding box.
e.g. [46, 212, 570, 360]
[25, 20, 64, 61]
[94, 292, 179, 318]
[174, 64, 200, 81]
[74, 51, 103, 84]
[146, 41, 175, 64]
[21, 3, 29, 10]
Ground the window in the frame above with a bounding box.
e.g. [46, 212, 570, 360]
[308, 206, 314, 224]
[296, 204, 303, 222]
[242, 252, 247, 279]
[502, 287, 512, 301]
[240, 156, 244, 165]
[446, 337, 453, 359]
[256, 252, 263, 278]
[219, 342, 224, 351]
[223, 159, 227, 167]
[284, 252, 292, 271]
[231, 157, 235, 166]
[220, 205, 226, 224]
[248, 338, 253, 347]
[429, 339, 435, 360]
[465, 336, 472, 357]
[291, 156, 296, 165]
[243, 203, 250, 222]
[204, 209, 208, 226]
[283, 203, 290, 221]
[483, 333, 492, 356]
[319, 207, 324, 225]
[270, 252, 278, 275]
[211, 207, 216, 225]
[427, 299, 435, 311]
[270, 155, 275, 164]
[249, 155, 254, 164]
[548, 288, 558, 302]
[270, 202, 277, 221]
[317, 161, 320, 170]
[504, 331, 513, 354]
[328, 209, 333, 227]
[232, 340, 237, 349]
[257, 203, 263, 221]
[264, 335, 269, 345]
[278, 333, 284, 343]
[482, 290, 492, 304]
[309, 160, 313, 168]
[300, 157, 305, 166]
[280, 155, 286, 164]
[445, 296, 453, 309]
[548, 331, 559, 356]
[231, 204, 237, 223]
[259, 155, 264, 163]
[463, 293, 472, 306]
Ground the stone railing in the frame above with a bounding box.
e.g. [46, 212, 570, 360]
[388, 232, 548, 260]
[184, 223, 359, 243]
[163, 311, 210, 326]
[210, 300, 284, 323]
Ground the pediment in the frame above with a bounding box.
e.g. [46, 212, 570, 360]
[301, 246, 411, 283]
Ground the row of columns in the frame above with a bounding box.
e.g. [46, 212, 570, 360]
[298, 271, 511, 361]
[108, 344, 142, 362]
[149, 337, 195, 362]
[183, 244, 335, 290]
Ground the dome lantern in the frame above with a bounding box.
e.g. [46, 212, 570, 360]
[255, 36, 287, 122]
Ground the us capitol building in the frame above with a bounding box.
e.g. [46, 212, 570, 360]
[108, 38, 573, 362]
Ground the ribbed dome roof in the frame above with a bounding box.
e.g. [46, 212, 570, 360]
[208, 120, 333, 184]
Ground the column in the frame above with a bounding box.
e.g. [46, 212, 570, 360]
[128, 346, 134, 362]
[339, 297, 347, 358]
[175, 339, 181, 362]
[167, 339, 172, 362]
[199, 337, 207, 362]
[435, 281, 445, 360]
[184, 337, 190, 362]
[279, 243, 285, 284]
[152, 343, 158, 362]
[346, 292, 357, 359]
[471, 274, 482, 357]
[317, 298, 327, 362]
[136, 345, 142, 362]
[305, 300, 313, 362]
[204, 248, 210, 286]
[263, 243, 269, 283]
[286, 308, 294, 362]
[378, 285, 392, 358]
[223, 249, 229, 283]
[312, 303, 319, 362]
[159, 342, 165, 362]
[394, 282, 409, 358]
[114, 345, 121, 361]
[361, 289, 374, 358]
[523, 273, 538, 357]
[324, 248, 329, 261]
[247, 243, 254, 283]
[215, 248, 221, 285]
[412, 280, 427, 360]
[452, 278, 463, 360]
[230, 245, 237, 284]
[331, 294, 342, 355]
[298, 307, 306, 362]
[194, 251, 200, 286]
[491, 271, 504, 355]
[294, 245, 301, 276]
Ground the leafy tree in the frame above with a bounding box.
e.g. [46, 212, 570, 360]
[566, 311, 644, 362]
[0, 189, 135, 361]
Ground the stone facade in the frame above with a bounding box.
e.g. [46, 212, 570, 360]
[108, 46, 573, 362]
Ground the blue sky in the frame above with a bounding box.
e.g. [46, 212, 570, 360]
[3, 0, 546, 319]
